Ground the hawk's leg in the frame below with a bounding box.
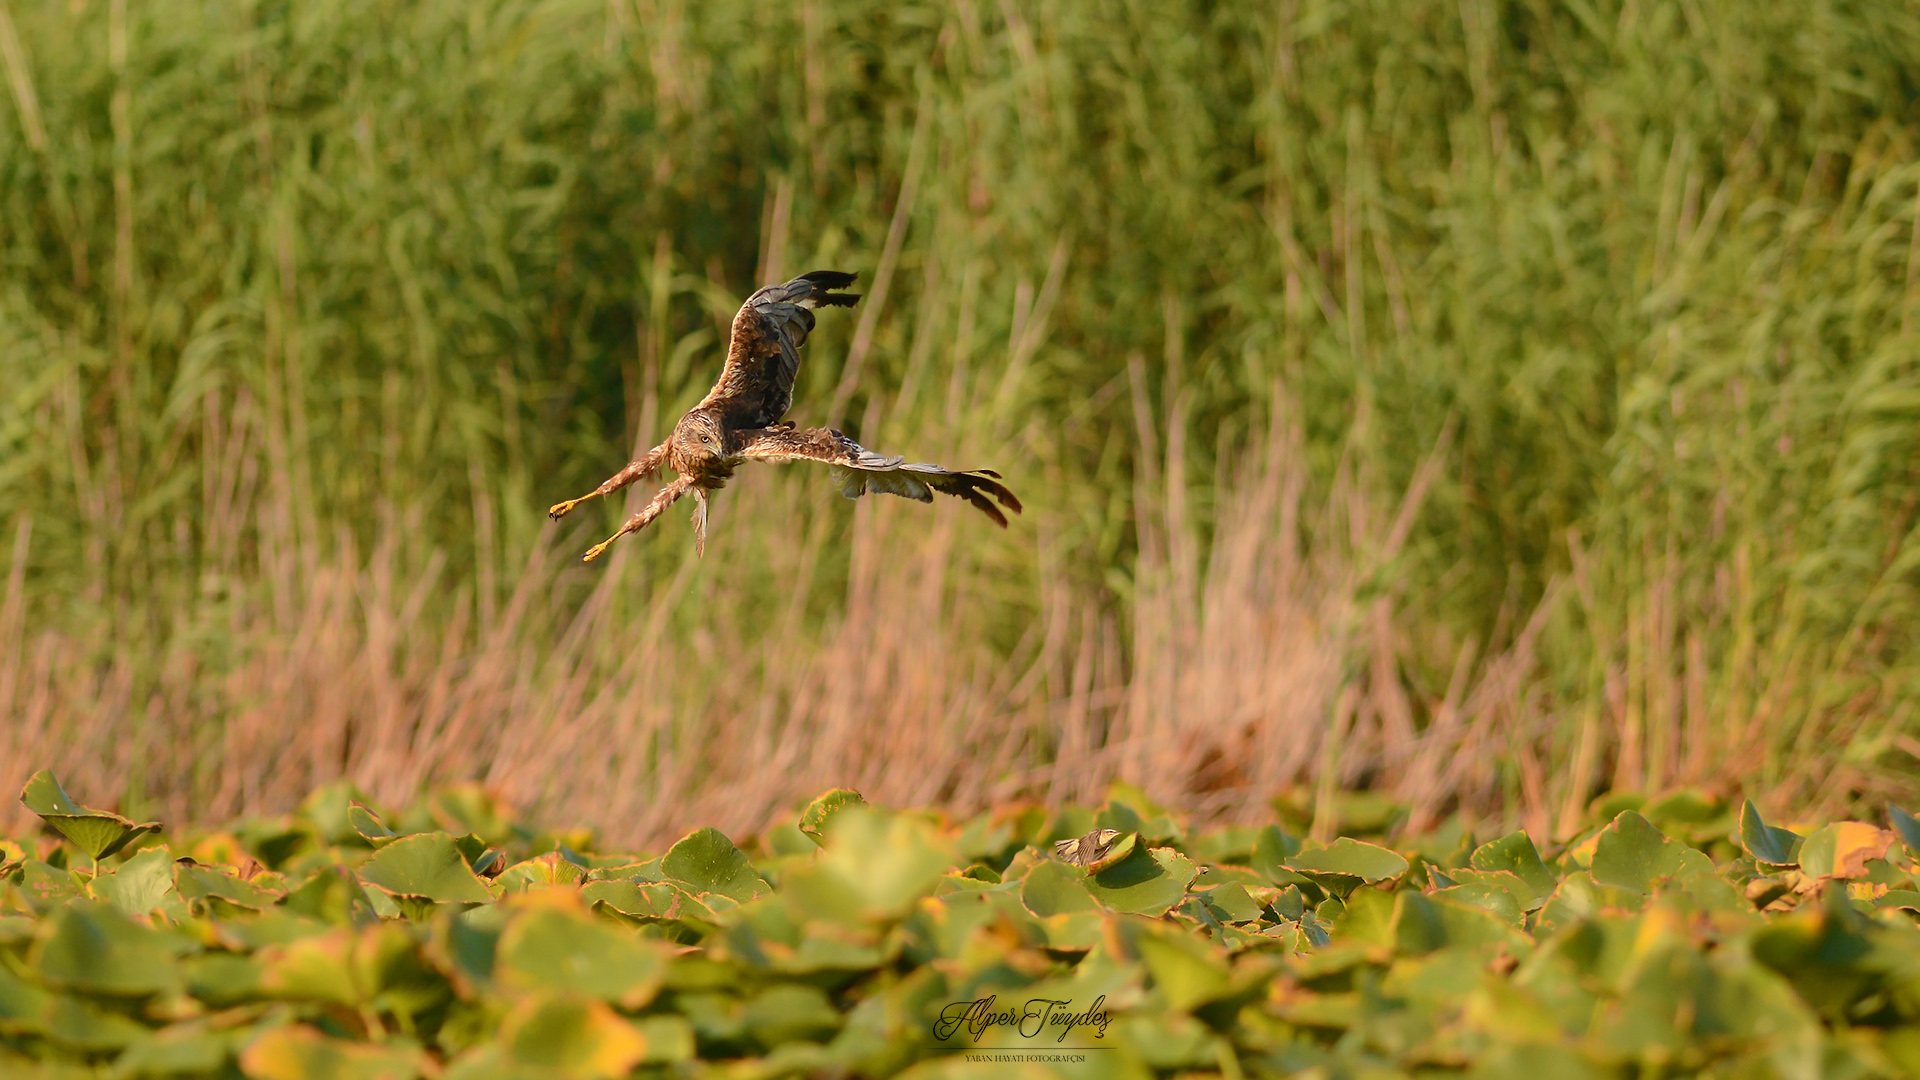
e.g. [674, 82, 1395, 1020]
[582, 474, 694, 562]
[549, 443, 668, 520]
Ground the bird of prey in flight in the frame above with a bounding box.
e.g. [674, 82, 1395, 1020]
[548, 270, 1022, 559]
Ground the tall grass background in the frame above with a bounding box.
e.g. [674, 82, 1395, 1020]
[3, 0, 1919, 845]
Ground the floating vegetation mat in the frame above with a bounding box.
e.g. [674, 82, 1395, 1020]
[4, 772, 1920, 1077]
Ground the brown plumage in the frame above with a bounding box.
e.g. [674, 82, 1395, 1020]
[548, 270, 1023, 559]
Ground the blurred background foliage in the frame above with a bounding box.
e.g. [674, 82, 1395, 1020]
[3, 0, 1920, 844]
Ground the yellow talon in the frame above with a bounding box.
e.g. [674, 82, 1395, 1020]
[549, 499, 581, 520]
[582, 539, 615, 562]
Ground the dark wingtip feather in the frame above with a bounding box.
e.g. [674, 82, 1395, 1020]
[937, 472, 1016, 526]
[961, 485, 1010, 528]
[971, 471, 1023, 515]
[797, 270, 860, 308]
[798, 269, 859, 288]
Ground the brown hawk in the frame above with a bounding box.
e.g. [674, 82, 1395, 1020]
[548, 270, 1023, 559]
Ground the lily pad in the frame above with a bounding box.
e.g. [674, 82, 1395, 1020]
[359, 832, 495, 910]
[743, 983, 843, 1047]
[781, 808, 955, 922]
[580, 879, 716, 925]
[19, 771, 160, 862]
[661, 827, 771, 903]
[1020, 858, 1100, 917]
[1798, 822, 1894, 881]
[1589, 811, 1712, 893]
[1738, 800, 1803, 867]
[91, 847, 175, 916]
[32, 902, 184, 997]
[176, 863, 279, 914]
[1085, 846, 1199, 917]
[1130, 923, 1229, 1011]
[498, 993, 652, 1078]
[240, 1023, 428, 1080]
[798, 789, 867, 846]
[1285, 838, 1409, 897]
[496, 905, 666, 1008]
[1469, 831, 1557, 899]
[347, 803, 398, 846]
[1889, 804, 1920, 852]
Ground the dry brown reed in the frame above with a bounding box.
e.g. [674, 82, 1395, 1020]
[0, 368, 1816, 850]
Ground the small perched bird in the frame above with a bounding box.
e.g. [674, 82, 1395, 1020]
[549, 270, 1022, 559]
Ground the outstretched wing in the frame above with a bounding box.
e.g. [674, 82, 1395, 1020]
[697, 270, 860, 428]
[733, 426, 1023, 527]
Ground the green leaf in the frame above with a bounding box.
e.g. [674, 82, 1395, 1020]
[182, 952, 265, 1007]
[31, 902, 183, 997]
[0, 962, 50, 1032]
[1589, 811, 1712, 893]
[116, 1025, 242, 1076]
[90, 846, 175, 916]
[19, 771, 161, 861]
[633, 1014, 695, 1063]
[1738, 800, 1802, 867]
[1019, 858, 1100, 917]
[660, 827, 771, 903]
[1389, 890, 1447, 954]
[1195, 881, 1266, 924]
[256, 928, 364, 1008]
[1188, 825, 1262, 865]
[1332, 885, 1395, 948]
[1797, 822, 1894, 880]
[1876, 889, 1920, 913]
[240, 1023, 427, 1080]
[496, 853, 588, 892]
[347, 803, 398, 846]
[427, 783, 517, 845]
[1438, 870, 1540, 917]
[743, 983, 842, 1047]
[498, 993, 651, 1079]
[580, 879, 716, 925]
[44, 993, 150, 1051]
[1249, 824, 1303, 881]
[176, 863, 279, 913]
[17, 859, 82, 911]
[1130, 923, 1229, 1011]
[1096, 783, 1183, 843]
[798, 789, 866, 846]
[1469, 831, 1557, 898]
[497, 904, 666, 1008]
[1084, 846, 1199, 917]
[359, 832, 495, 907]
[1889, 804, 1920, 852]
[1285, 838, 1409, 897]
[282, 866, 379, 924]
[781, 807, 954, 922]
[1642, 789, 1727, 826]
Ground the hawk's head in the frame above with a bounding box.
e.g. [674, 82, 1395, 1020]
[669, 409, 731, 471]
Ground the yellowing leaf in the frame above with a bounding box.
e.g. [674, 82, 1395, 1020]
[1798, 822, 1895, 880]
[500, 994, 649, 1079]
[240, 1024, 425, 1080]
